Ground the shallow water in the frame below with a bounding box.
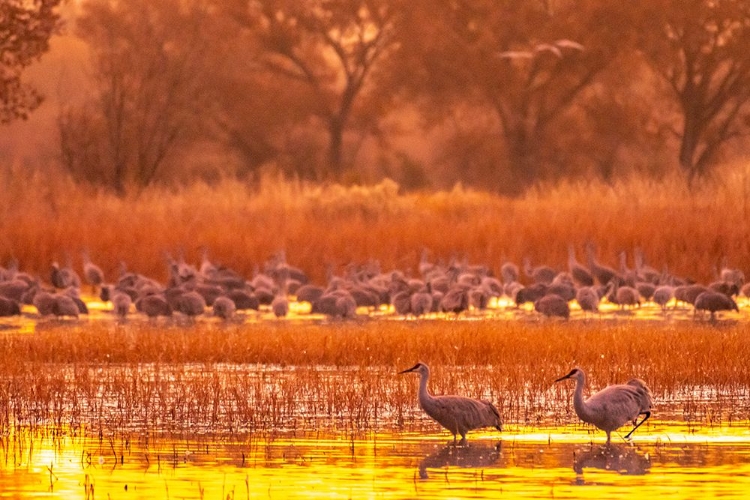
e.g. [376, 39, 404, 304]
[3, 425, 750, 499]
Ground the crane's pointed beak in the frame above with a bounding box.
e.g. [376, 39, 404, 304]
[398, 363, 420, 374]
[555, 369, 576, 383]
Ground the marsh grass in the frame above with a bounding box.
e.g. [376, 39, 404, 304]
[3, 170, 750, 439]
[1, 321, 749, 436]
[3, 172, 750, 284]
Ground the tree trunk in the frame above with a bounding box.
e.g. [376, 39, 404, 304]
[327, 116, 344, 179]
[505, 125, 536, 194]
[679, 111, 702, 186]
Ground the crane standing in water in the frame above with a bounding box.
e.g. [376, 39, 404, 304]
[400, 362, 502, 445]
[555, 367, 652, 444]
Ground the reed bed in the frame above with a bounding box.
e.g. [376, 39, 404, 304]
[0, 321, 749, 437]
[2, 170, 750, 285]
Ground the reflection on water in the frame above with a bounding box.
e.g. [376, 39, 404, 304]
[3, 427, 750, 499]
[418, 442, 502, 479]
[573, 443, 651, 476]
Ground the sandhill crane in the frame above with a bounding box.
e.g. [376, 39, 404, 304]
[514, 283, 547, 306]
[501, 261, 519, 284]
[619, 251, 638, 287]
[399, 362, 502, 445]
[392, 290, 411, 315]
[694, 291, 738, 321]
[312, 290, 357, 318]
[51, 261, 81, 290]
[585, 243, 622, 286]
[410, 286, 433, 317]
[575, 286, 600, 316]
[199, 247, 218, 278]
[111, 291, 132, 319]
[213, 296, 237, 320]
[708, 280, 739, 297]
[523, 258, 556, 285]
[271, 291, 289, 318]
[32, 290, 56, 316]
[652, 285, 674, 312]
[719, 256, 745, 288]
[82, 250, 104, 293]
[335, 292, 358, 318]
[634, 248, 660, 284]
[295, 284, 325, 305]
[534, 294, 570, 319]
[568, 246, 595, 287]
[0, 297, 21, 316]
[135, 294, 172, 319]
[53, 294, 80, 319]
[175, 291, 206, 320]
[555, 367, 652, 444]
[635, 282, 656, 302]
[607, 281, 641, 310]
[674, 284, 708, 307]
[0, 278, 29, 302]
[226, 289, 259, 311]
[418, 248, 436, 277]
[270, 268, 290, 318]
[440, 285, 469, 315]
[546, 282, 576, 302]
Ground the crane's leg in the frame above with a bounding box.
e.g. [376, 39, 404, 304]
[624, 411, 651, 440]
[605, 431, 611, 445]
[458, 434, 467, 447]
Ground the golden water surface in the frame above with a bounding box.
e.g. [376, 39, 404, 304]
[2, 424, 750, 499]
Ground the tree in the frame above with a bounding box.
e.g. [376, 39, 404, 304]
[224, 0, 400, 180]
[635, 0, 750, 183]
[395, 0, 630, 193]
[59, 0, 219, 193]
[0, 0, 60, 123]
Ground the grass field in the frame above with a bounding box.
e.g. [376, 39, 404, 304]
[3, 170, 750, 286]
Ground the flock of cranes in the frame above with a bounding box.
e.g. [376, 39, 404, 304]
[0, 243, 746, 321]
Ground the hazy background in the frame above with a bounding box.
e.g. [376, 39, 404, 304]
[4, 0, 750, 197]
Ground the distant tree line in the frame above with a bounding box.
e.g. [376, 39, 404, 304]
[14, 0, 750, 194]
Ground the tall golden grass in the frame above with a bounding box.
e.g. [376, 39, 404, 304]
[3, 168, 750, 285]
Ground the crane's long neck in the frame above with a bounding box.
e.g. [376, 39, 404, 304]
[418, 371, 434, 409]
[572, 375, 594, 423]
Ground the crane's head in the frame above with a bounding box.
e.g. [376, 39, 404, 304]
[399, 362, 429, 376]
[555, 367, 583, 383]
